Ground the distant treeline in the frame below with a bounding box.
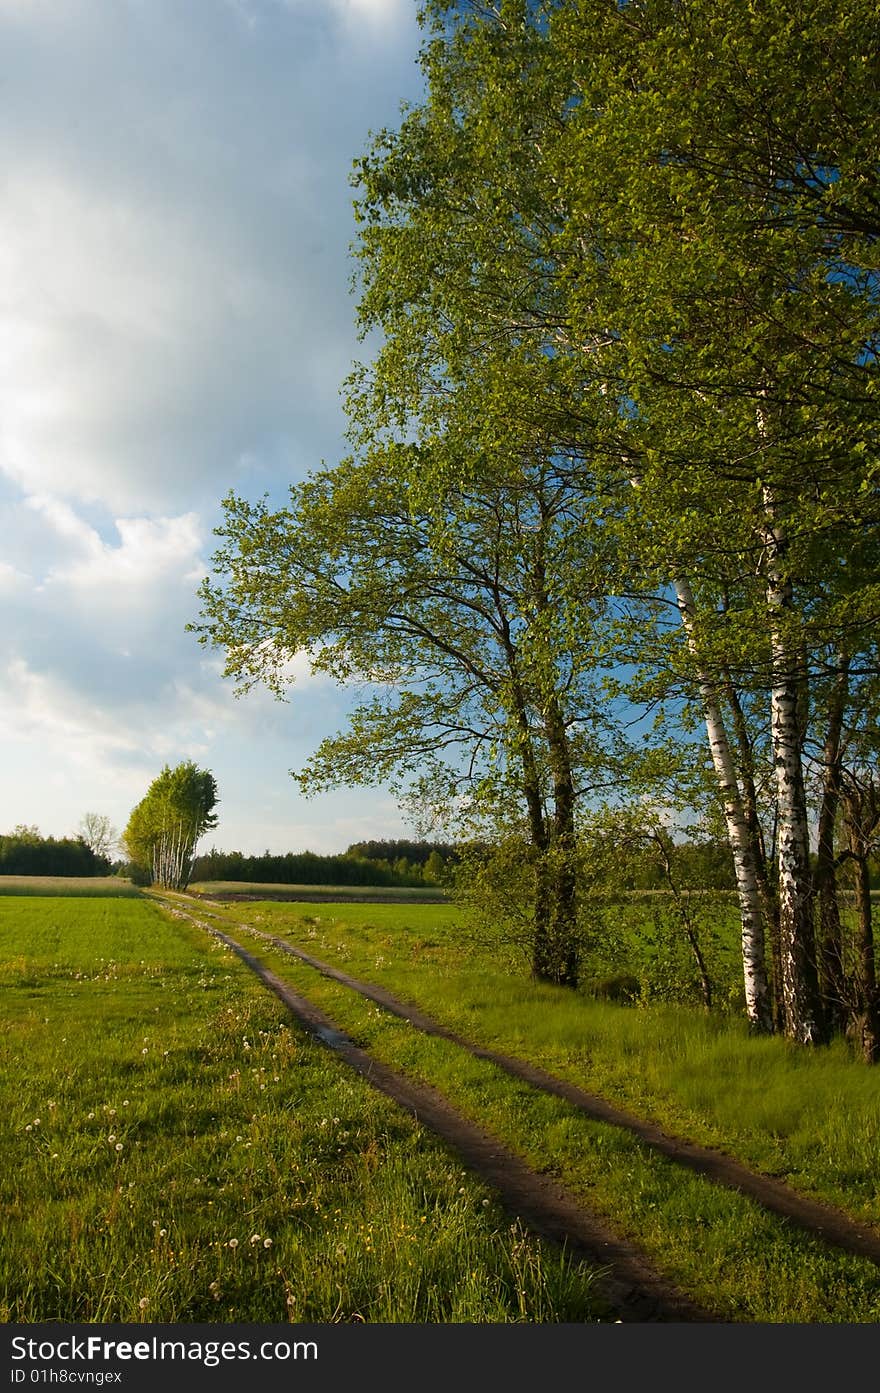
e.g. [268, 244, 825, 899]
[0, 829, 111, 877]
[346, 839, 458, 867]
[190, 840, 455, 887]
[188, 838, 742, 891]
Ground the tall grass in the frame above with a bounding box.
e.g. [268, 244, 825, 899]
[206, 899, 880, 1228]
[0, 877, 141, 897]
[190, 881, 448, 902]
[232, 926, 880, 1323]
[0, 896, 606, 1323]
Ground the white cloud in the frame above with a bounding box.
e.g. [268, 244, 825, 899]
[2, 657, 142, 765]
[331, 0, 413, 27]
[0, 0, 425, 854]
[0, 559, 28, 592]
[0, 0, 421, 512]
[45, 513, 204, 600]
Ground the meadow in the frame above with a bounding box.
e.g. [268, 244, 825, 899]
[190, 880, 448, 903]
[213, 897, 880, 1218]
[171, 892, 880, 1321]
[0, 876, 141, 897]
[0, 893, 606, 1323]
[5, 884, 880, 1323]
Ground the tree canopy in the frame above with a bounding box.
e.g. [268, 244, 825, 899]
[123, 761, 219, 891]
[194, 0, 880, 1051]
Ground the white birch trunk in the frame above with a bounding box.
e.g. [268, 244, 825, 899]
[761, 488, 821, 1043]
[674, 575, 773, 1032]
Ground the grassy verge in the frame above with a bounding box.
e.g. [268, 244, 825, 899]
[0, 896, 606, 1323]
[217, 920, 880, 1322]
[194, 899, 880, 1230]
[0, 877, 141, 897]
[189, 881, 449, 903]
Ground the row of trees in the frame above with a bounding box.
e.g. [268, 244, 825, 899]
[192, 1, 880, 1056]
[0, 825, 114, 878]
[189, 844, 450, 887]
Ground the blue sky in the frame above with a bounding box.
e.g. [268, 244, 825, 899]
[0, 0, 426, 855]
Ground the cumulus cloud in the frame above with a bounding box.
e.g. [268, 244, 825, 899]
[0, 0, 424, 852]
[0, 488, 365, 846]
[0, 0, 421, 512]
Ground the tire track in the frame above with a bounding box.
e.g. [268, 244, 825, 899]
[159, 898, 714, 1323]
[160, 891, 880, 1273]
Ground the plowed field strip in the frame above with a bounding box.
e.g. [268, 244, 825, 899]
[160, 901, 714, 1323]
[161, 893, 880, 1271]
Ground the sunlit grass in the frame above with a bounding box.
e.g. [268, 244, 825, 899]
[231, 927, 880, 1323]
[0, 896, 606, 1324]
[210, 899, 880, 1229]
[0, 877, 141, 897]
[190, 881, 449, 902]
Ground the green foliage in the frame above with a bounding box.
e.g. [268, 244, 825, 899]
[0, 831, 110, 878]
[190, 847, 427, 888]
[118, 861, 152, 888]
[187, 0, 879, 1027]
[191, 452, 629, 986]
[422, 848, 448, 884]
[123, 762, 219, 891]
[346, 838, 457, 869]
[344, 0, 880, 1040]
[452, 812, 742, 1007]
[452, 835, 542, 969]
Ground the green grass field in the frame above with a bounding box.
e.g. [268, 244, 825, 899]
[0, 893, 606, 1323]
[216, 899, 880, 1219]
[0, 877, 142, 897]
[7, 886, 880, 1323]
[190, 880, 449, 902]
[173, 895, 880, 1321]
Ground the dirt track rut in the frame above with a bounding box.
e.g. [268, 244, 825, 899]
[242, 920, 880, 1271]
[156, 892, 880, 1317]
[159, 898, 714, 1322]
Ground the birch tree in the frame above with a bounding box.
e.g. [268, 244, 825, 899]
[345, 0, 880, 1044]
[123, 762, 219, 891]
[550, 0, 880, 1043]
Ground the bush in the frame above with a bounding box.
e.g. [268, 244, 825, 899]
[117, 861, 151, 887]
